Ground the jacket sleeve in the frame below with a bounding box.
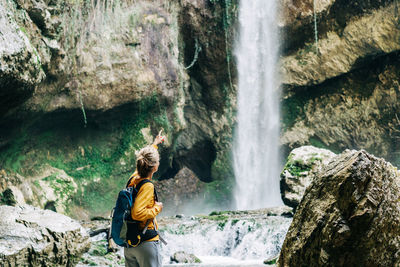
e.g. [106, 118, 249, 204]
[131, 182, 161, 221]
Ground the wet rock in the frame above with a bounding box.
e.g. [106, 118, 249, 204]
[5, 166, 79, 215]
[0, 205, 90, 266]
[169, 0, 237, 186]
[279, 150, 400, 266]
[280, 146, 336, 210]
[171, 251, 201, 264]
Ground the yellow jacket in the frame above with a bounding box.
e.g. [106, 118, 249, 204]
[127, 171, 161, 242]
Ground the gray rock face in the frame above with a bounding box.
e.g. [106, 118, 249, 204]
[279, 150, 400, 267]
[0, 205, 90, 266]
[280, 146, 336, 210]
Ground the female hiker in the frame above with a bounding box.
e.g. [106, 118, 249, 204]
[124, 130, 165, 267]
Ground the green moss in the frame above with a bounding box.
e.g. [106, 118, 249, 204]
[33, 180, 41, 188]
[281, 95, 306, 132]
[211, 149, 233, 181]
[206, 147, 235, 208]
[89, 241, 108, 257]
[203, 179, 233, 210]
[19, 27, 27, 35]
[43, 173, 76, 201]
[153, 110, 172, 134]
[265, 258, 277, 265]
[0, 133, 28, 174]
[217, 220, 227, 230]
[0, 93, 172, 217]
[0, 189, 17, 206]
[199, 214, 229, 221]
[282, 154, 311, 177]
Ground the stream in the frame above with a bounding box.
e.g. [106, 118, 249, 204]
[78, 207, 292, 266]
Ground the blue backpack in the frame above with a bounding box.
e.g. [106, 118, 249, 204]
[110, 179, 158, 247]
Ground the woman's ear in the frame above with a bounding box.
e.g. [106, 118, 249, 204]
[153, 163, 159, 172]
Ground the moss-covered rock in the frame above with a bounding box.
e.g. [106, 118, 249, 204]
[280, 146, 336, 210]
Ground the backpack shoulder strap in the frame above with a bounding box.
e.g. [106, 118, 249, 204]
[136, 179, 151, 191]
[135, 179, 158, 202]
[125, 175, 135, 188]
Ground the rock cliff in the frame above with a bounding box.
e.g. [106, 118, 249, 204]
[279, 149, 400, 266]
[280, 0, 400, 167]
[0, 0, 238, 217]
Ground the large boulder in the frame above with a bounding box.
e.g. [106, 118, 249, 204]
[0, 205, 90, 266]
[279, 150, 400, 266]
[280, 146, 336, 210]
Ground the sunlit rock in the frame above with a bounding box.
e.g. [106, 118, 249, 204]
[0, 205, 90, 266]
[281, 57, 400, 163]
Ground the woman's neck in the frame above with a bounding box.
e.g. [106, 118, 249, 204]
[141, 173, 153, 180]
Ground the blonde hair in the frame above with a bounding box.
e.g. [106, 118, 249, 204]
[136, 146, 159, 178]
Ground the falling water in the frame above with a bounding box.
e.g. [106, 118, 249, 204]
[233, 0, 282, 210]
[313, 0, 319, 53]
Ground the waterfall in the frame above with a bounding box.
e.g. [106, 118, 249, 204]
[233, 0, 282, 210]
